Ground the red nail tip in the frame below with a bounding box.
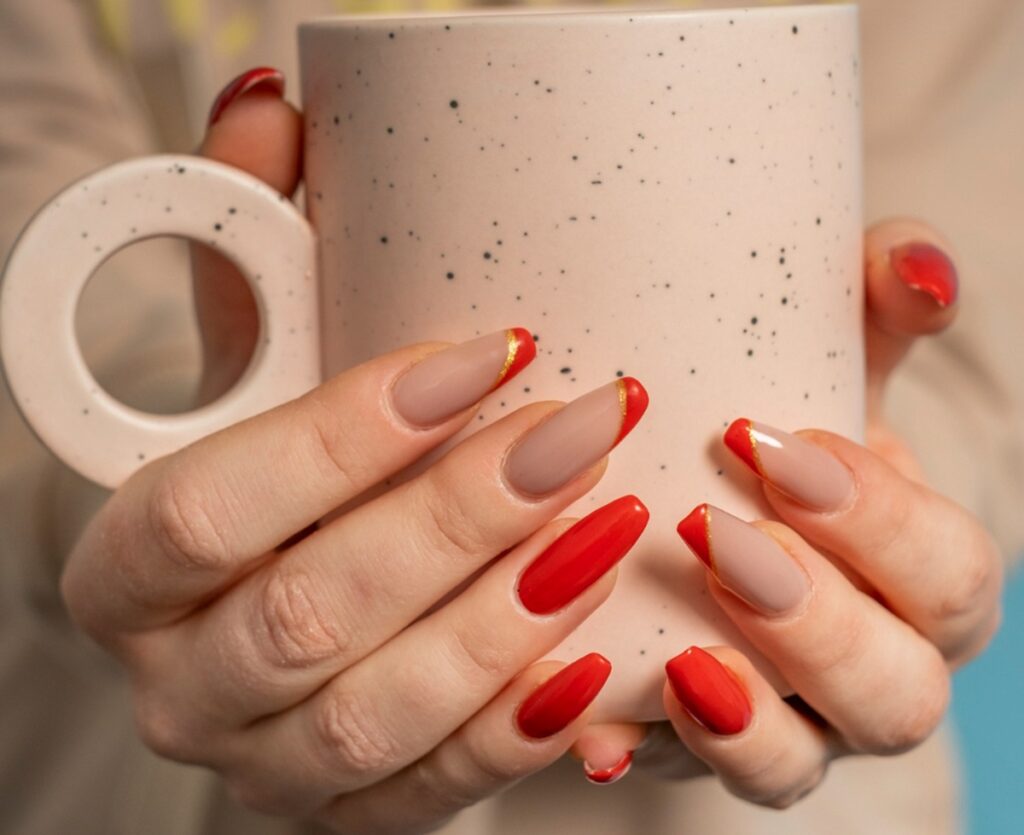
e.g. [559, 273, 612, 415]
[665, 647, 752, 736]
[676, 504, 713, 570]
[614, 377, 649, 446]
[208, 67, 285, 127]
[517, 495, 649, 615]
[723, 418, 762, 477]
[516, 653, 612, 739]
[889, 242, 959, 308]
[495, 327, 537, 390]
[584, 751, 633, 784]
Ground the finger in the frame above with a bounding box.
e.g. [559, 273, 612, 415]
[677, 507, 953, 757]
[192, 67, 302, 404]
[722, 420, 1005, 665]
[60, 329, 538, 638]
[567, 720, 648, 784]
[864, 219, 959, 419]
[663, 646, 831, 809]
[312, 655, 610, 832]
[213, 506, 641, 812]
[147, 381, 647, 726]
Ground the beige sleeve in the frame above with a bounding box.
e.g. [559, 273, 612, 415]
[861, 0, 1024, 571]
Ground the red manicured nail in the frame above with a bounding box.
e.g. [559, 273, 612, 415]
[517, 495, 649, 615]
[208, 67, 285, 127]
[492, 327, 536, 392]
[889, 242, 959, 308]
[613, 377, 649, 447]
[584, 751, 633, 785]
[676, 503, 713, 571]
[723, 418, 762, 477]
[665, 647, 752, 735]
[516, 653, 612, 739]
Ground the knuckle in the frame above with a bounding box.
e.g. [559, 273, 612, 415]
[931, 527, 1002, 625]
[254, 566, 350, 670]
[798, 604, 871, 680]
[407, 757, 477, 817]
[223, 775, 296, 818]
[304, 393, 363, 494]
[315, 687, 402, 776]
[148, 470, 233, 574]
[418, 477, 490, 564]
[133, 692, 196, 762]
[444, 612, 517, 683]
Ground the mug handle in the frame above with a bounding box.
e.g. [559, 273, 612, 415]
[0, 154, 320, 489]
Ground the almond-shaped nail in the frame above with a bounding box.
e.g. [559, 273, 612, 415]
[665, 647, 752, 735]
[515, 653, 612, 739]
[208, 67, 285, 127]
[890, 242, 959, 308]
[584, 751, 633, 785]
[724, 418, 855, 512]
[676, 503, 810, 616]
[505, 378, 648, 496]
[516, 495, 649, 615]
[392, 328, 535, 427]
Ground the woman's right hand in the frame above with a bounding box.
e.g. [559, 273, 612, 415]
[58, 70, 651, 834]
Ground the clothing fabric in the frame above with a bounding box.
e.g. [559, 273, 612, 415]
[1, 1, 1022, 833]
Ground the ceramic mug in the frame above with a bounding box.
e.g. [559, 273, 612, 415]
[0, 3, 863, 722]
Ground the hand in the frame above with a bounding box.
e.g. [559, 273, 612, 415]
[572, 222, 1006, 804]
[59, 69, 652, 833]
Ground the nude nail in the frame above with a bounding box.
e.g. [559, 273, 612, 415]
[392, 328, 534, 427]
[677, 503, 810, 616]
[504, 378, 648, 497]
[724, 418, 855, 512]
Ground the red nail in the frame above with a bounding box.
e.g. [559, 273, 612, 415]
[889, 242, 959, 308]
[665, 647, 752, 735]
[491, 327, 537, 392]
[675, 503, 713, 571]
[723, 418, 762, 477]
[613, 377, 649, 447]
[584, 751, 633, 785]
[516, 653, 612, 739]
[517, 495, 649, 615]
[208, 67, 285, 127]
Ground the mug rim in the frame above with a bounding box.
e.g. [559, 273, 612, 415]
[299, 3, 857, 31]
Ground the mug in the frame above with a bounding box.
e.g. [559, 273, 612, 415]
[0, 3, 863, 722]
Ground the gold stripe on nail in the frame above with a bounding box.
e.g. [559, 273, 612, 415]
[747, 421, 766, 478]
[493, 328, 519, 389]
[704, 505, 717, 574]
[616, 378, 627, 420]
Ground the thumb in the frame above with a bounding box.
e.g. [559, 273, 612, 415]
[191, 67, 303, 406]
[864, 218, 959, 422]
[567, 721, 649, 784]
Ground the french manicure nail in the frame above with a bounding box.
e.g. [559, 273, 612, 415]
[665, 646, 752, 735]
[208, 67, 286, 127]
[516, 495, 649, 615]
[889, 242, 959, 308]
[724, 418, 855, 512]
[505, 378, 648, 496]
[516, 653, 612, 739]
[583, 751, 633, 785]
[392, 328, 535, 427]
[676, 503, 810, 616]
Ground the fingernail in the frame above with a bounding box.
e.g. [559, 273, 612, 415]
[516, 495, 649, 615]
[676, 504, 810, 617]
[208, 67, 286, 127]
[723, 418, 855, 512]
[583, 751, 633, 785]
[889, 242, 959, 308]
[516, 653, 612, 739]
[665, 646, 752, 735]
[505, 378, 648, 496]
[392, 328, 535, 427]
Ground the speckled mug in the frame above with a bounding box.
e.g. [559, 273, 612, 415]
[0, 4, 863, 722]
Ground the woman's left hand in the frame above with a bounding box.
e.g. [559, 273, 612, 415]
[570, 219, 1006, 805]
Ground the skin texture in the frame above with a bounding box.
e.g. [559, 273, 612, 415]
[58, 75, 1005, 831]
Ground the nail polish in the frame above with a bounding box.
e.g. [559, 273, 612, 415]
[583, 751, 633, 785]
[504, 378, 648, 496]
[208, 67, 286, 127]
[889, 242, 959, 308]
[676, 503, 810, 616]
[665, 646, 752, 735]
[516, 653, 612, 739]
[392, 328, 535, 427]
[516, 495, 649, 615]
[724, 418, 855, 512]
